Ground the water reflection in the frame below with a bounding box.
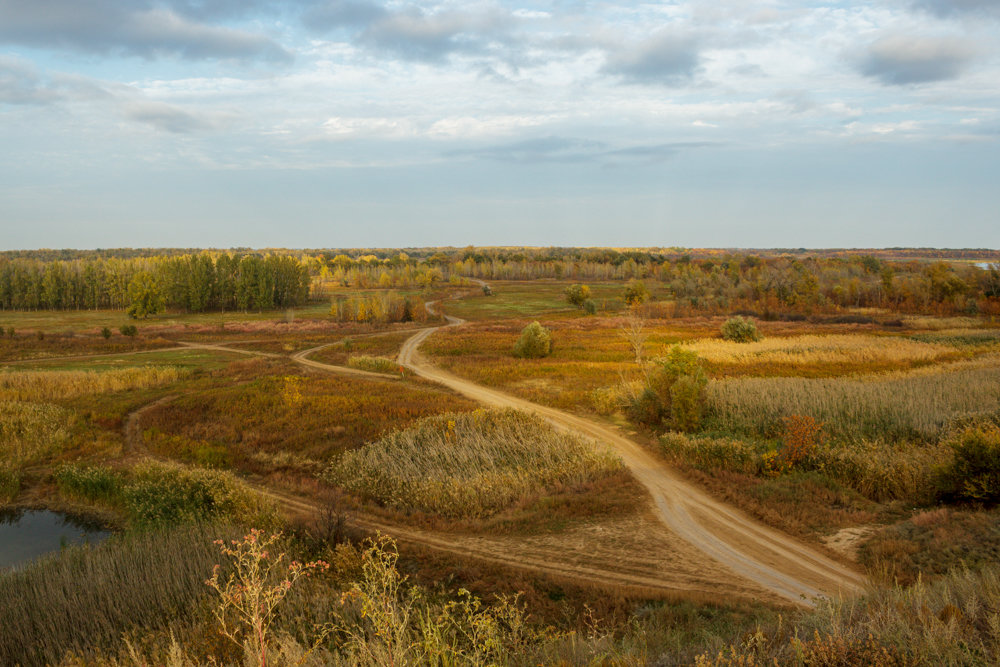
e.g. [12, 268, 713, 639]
[0, 509, 110, 570]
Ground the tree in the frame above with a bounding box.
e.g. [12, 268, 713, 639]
[564, 284, 591, 308]
[622, 280, 648, 307]
[513, 321, 552, 358]
[643, 346, 708, 431]
[620, 312, 647, 364]
[125, 272, 164, 320]
[101, 326, 112, 339]
[119, 324, 138, 338]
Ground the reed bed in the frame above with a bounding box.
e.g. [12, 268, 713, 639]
[682, 334, 952, 366]
[0, 366, 184, 402]
[327, 408, 623, 518]
[0, 523, 233, 667]
[706, 365, 1000, 443]
[0, 400, 72, 468]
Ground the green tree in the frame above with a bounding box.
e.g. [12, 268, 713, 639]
[643, 346, 708, 431]
[126, 272, 164, 320]
[564, 284, 591, 308]
[622, 280, 648, 307]
[513, 321, 553, 358]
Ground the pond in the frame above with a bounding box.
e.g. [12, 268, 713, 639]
[0, 509, 110, 570]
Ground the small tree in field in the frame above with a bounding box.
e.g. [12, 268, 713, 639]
[564, 284, 591, 308]
[622, 280, 648, 307]
[721, 316, 762, 342]
[101, 326, 112, 340]
[643, 346, 707, 431]
[513, 321, 552, 358]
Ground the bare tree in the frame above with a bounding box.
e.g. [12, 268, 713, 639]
[620, 310, 648, 365]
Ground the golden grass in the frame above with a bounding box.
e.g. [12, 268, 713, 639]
[327, 408, 624, 518]
[681, 334, 954, 366]
[0, 400, 73, 468]
[0, 366, 184, 402]
[706, 363, 1000, 443]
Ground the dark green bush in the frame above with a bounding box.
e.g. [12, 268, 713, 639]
[937, 426, 1000, 504]
[720, 316, 762, 342]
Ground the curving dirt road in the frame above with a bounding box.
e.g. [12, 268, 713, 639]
[393, 291, 866, 605]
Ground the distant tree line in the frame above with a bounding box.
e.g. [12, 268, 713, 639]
[3, 246, 999, 317]
[0, 253, 310, 313]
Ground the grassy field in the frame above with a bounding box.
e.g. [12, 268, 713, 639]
[4, 279, 1000, 665]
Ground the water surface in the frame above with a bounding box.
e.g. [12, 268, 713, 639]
[0, 509, 110, 569]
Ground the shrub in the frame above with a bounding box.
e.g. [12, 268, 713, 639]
[937, 425, 1000, 504]
[55, 462, 276, 528]
[100, 326, 112, 339]
[622, 279, 648, 307]
[644, 346, 708, 431]
[513, 321, 552, 359]
[347, 355, 406, 376]
[119, 324, 138, 338]
[582, 298, 597, 315]
[627, 387, 663, 426]
[0, 466, 19, 502]
[564, 284, 591, 308]
[720, 316, 762, 342]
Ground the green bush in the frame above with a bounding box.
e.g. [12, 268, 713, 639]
[513, 321, 552, 359]
[0, 467, 19, 503]
[720, 316, 762, 342]
[622, 279, 648, 307]
[643, 346, 708, 431]
[100, 326, 112, 339]
[937, 426, 1000, 504]
[627, 388, 663, 426]
[119, 324, 138, 338]
[564, 284, 591, 307]
[581, 299, 597, 315]
[55, 465, 124, 504]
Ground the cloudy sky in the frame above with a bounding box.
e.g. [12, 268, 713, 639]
[1, 0, 998, 249]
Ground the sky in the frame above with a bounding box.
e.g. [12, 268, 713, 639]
[0, 0, 998, 250]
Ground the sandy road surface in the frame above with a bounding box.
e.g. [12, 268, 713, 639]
[394, 292, 866, 605]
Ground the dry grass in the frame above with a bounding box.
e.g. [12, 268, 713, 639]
[0, 523, 235, 667]
[0, 400, 73, 468]
[705, 365, 1000, 443]
[327, 408, 624, 518]
[346, 355, 408, 376]
[139, 364, 477, 474]
[0, 366, 184, 401]
[682, 334, 955, 366]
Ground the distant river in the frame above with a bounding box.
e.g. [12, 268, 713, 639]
[0, 509, 110, 570]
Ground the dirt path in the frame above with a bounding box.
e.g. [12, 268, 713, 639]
[394, 290, 866, 605]
[119, 393, 783, 605]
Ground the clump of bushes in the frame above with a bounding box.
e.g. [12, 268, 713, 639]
[937, 425, 1000, 504]
[629, 346, 708, 431]
[622, 279, 648, 307]
[55, 462, 276, 528]
[513, 321, 552, 358]
[720, 315, 762, 342]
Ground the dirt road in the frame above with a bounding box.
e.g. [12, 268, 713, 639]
[394, 293, 865, 605]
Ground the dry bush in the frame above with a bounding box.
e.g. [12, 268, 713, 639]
[0, 366, 184, 402]
[327, 409, 623, 518]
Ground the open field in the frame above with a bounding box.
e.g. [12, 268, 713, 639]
[3, 264, 1000, 665]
